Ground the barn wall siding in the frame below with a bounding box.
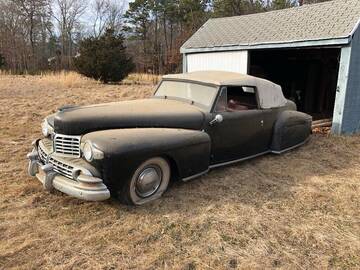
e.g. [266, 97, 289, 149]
[342, 28, 360, 134]
[186, 51, 249, 74]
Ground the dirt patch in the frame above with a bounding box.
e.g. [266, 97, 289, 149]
[0, 74, 359, 269]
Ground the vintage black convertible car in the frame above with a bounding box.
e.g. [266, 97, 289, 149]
[27, 71, 312, 205]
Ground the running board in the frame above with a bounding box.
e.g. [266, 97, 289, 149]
[271, 137, 310, 155]
[181, 137, 310, 182]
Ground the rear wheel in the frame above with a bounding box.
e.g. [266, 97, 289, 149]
[118, 157, 170, 205]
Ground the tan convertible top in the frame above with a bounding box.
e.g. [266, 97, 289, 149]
[162, 71, 287, 109]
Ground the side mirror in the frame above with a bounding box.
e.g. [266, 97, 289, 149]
[209, 114, 223, 126]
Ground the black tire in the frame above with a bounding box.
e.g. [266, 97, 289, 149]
[118, 157, 170, 205]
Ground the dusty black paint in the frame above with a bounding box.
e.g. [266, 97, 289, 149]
[54, 99, 205, 135]
[82, 128, 210, 191]
[49, 83, 311, 193]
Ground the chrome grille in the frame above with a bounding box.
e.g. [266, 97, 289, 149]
[48, 157, 74, 178]
[38, 144, 47, 162]
[54, 134, 81, 157]
[38, 143, 74, 179]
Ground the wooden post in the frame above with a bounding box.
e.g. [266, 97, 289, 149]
[331, 46, 352, 134]
[182, 54, 187, 73]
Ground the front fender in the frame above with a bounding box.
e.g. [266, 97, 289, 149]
[82, 128, 211, 189]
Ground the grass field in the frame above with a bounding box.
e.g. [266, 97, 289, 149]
[0, 73, 359, 269]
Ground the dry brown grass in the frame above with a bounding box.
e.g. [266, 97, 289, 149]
[0, 74, 359, 270]
[37, 71, 97, 89]
[0, 70, 161, 87]
[126, 73, 162, 85]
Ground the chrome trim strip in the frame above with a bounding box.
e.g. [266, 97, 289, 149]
[182, 169, 210, 182]
[180, 151, 270, 182]
[209, 150, 270, 169]
[271, 137, 310, 154]
[183, 138, 310, 182]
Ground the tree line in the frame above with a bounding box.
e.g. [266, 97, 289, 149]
[0, 0, 331, 75]
[0, 0, 124, 73]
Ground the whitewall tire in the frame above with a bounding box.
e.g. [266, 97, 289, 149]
[120, 157, 171, 205]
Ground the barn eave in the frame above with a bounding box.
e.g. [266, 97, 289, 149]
[181, 36, 352, 54]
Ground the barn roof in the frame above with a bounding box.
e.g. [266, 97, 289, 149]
[181, 0, 360, 53]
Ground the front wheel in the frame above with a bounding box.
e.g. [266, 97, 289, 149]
[118, 157, 171, 205]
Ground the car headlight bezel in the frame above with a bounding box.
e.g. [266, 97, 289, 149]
[41, 119, 53, 137]
[81, 141, 104, 162]
[82, 141, 94, 161]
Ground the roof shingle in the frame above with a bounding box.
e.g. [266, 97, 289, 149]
[181, 0, 360, 51]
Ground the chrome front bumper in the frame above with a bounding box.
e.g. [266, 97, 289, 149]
[27, 140, 110, 201]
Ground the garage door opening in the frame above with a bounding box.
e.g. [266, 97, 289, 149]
[249, 48, 341, 120]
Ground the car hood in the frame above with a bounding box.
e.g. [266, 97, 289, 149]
[52, 98, 205, 135]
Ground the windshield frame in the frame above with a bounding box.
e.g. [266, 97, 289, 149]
[153, 79, 220, 112]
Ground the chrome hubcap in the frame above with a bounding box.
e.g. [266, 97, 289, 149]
[135, 166, 162, 198]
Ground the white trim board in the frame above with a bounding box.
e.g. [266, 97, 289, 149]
[181, 37, 351, 54]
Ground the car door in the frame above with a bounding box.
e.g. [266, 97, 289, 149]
[206, 86, 269, 165]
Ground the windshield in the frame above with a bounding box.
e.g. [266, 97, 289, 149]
[154, 80, 218, 109]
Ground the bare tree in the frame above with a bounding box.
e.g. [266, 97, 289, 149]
[91, 0, 125, 37]
[0, 0, 25, 71]
[16, 0, 52, 70]
[0, 0, 52, 72]
[92, 0, 108, 37]
[106, 0, 125, 33]
[16, 0, 51, 52]
[52, 0, 86, 69]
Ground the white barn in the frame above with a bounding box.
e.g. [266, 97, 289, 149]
[181, 0, 360, 134]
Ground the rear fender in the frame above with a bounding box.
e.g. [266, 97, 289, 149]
[271, 111, 312, 153]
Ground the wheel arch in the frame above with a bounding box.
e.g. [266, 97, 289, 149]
[161, 154, 180, 182]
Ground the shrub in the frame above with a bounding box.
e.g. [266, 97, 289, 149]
[74, 29, 134, 83]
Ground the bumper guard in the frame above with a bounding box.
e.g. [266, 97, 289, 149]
[27, 145, 110, 201]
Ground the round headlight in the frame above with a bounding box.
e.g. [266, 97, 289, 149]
[41, 120, 49, 137]
[83, 142, 93, 161]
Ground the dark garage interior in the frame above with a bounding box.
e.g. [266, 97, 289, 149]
[249, 48, 341, 120]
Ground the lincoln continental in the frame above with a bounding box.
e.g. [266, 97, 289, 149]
[27, 71, 312, 205]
